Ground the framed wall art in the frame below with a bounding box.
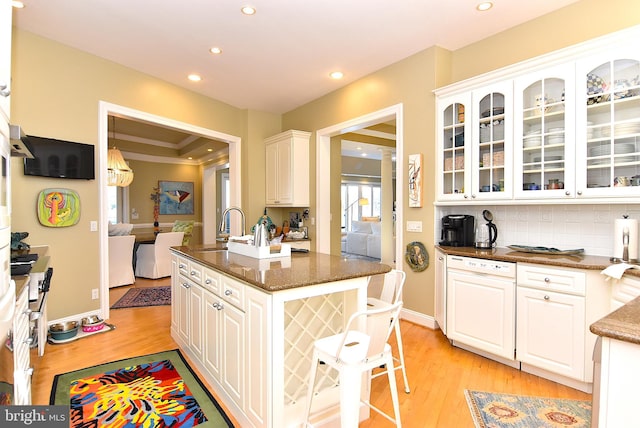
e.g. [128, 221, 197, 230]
[408, 153, 423, 207]
[159, 181, 194, 215]
[37, 188, 81, 227]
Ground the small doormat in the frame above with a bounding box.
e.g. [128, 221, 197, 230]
[111, 286, 171, 309]
[50, 349, 234, 427]
[465, 390, 592, 427]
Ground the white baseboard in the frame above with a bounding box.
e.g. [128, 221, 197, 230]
[400, 307, 437, 330]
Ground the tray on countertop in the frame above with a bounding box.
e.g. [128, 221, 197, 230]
[507, 245, 584, 255]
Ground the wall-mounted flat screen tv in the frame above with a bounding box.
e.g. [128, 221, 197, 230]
[23, 135, 95, 180]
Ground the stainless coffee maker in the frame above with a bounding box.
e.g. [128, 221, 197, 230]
[439, 214, 475, 247]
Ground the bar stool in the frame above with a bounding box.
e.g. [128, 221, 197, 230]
[367, 269, 410, 393]
[304, 302, 403, 428]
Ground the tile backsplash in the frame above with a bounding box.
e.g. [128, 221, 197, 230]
[437, 204, 640, 257]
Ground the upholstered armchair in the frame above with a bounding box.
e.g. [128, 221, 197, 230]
[134, 231, 184, 279]
[108, 235, 136, 288]
[172, 220, 194, 245]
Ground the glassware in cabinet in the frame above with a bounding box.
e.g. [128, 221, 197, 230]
[582, 57, 640, 195]
[472, 83, 512, 200]
[514, 64, 575, 199]
[438, 96, 470, 200]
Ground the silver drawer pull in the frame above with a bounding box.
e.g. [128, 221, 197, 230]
[205, 279, 212, 284]
[190, 270, 198, 276]
[216, 302, 224, 310]
[544, 277, 550, 283]
[179, 263, 186, 269]
[544, 295, 550, 300]
[224, 289, 232, 296]
[182, 282, 190, 289]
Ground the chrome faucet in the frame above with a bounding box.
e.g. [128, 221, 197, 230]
[219, 206, 246, 240]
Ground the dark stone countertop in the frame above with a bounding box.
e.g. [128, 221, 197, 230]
[590, 296, 640, 345]
[437, 245, 630, 273]
[172, 244, 391, 292]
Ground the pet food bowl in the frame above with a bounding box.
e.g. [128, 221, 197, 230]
[49, 321, 79, 340]
[81, 316, 105, 332]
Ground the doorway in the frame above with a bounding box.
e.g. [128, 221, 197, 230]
[316, 104, 404, 267]
[98, 101, 242, 320]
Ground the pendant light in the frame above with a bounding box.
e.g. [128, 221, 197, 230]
[107, 116, 134, 187]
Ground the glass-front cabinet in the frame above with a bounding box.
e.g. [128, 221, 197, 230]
[472, 82, 512, 200]
[577, 52, 640, 197]
[437, 84, 512, 202]
[514, 64, 575, 199]
[437, 93, 471, 201]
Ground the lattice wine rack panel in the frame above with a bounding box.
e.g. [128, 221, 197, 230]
[283, 292, 345, 405]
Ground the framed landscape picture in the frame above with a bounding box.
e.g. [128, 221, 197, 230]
[159, 181, 194, 215]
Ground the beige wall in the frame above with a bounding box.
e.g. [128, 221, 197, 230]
[282, 0, 640, 318]
[10, 29, 278, 319]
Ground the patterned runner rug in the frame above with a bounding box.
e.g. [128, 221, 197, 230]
[111, 286, 171, 309]
[50, 349, 234, 427]
[465, 390, 592, 427]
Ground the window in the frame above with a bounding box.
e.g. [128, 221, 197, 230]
[341, 182, 381, 230]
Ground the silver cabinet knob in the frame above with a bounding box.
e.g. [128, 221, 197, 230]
[205, 279, 211, 284]
[544, 277, 550, 283]
[181, 282, 190, 289]
[179, 263, 186, 269]
[544, 295, 550, 300]
[224, 289, 232, 296]
[216, 302, 224, 310]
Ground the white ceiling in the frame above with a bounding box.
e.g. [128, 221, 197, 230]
[13, 0, 580, 115]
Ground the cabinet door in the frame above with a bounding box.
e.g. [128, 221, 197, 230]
[471, 81, 513, 200]
[176, 276, 191, 346]
[0, 0, 11, 126]
[446, 269, 515, 359]
[245, 285, 269, 427]
[203, 291, 222, 381]
[265, 141, 279, 204]
[437, 93, 471, 201]
[517, 287, 585, 380]
[221, 300, 245, 409]
[434, 249, 447, 334]
[13, 285, 31, 405]
[576, 49, 640, 197]
[188, 284, 203, 361]
[514, 64, 576, 199]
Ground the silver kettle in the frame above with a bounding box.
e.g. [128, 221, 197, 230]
[475, 210, 498, 249]
[253, 222, 269, 247]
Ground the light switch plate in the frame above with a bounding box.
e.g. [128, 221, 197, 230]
[90, 221, 98, 232]
[406, 220, 422, 232]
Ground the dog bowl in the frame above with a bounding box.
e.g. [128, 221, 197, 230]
[49, 321, 79, 340]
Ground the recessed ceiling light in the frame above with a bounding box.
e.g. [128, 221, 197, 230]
[11, 1, 24, 8]
[330, 71, 344, 80]
[187, 74, 202, 82]
[209, 47, 222, 55]
[187, 156, 193, 160]
[476, 2, 493, 11]
[207, 148, 213, 152]
[241, 5, 256, 15]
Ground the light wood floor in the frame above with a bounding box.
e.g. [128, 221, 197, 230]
[31, 278, 591, 427]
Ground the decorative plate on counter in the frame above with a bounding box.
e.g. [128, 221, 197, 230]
[507, 245, 584, 255]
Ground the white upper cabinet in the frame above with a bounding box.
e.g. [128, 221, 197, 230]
[576, 47, 640, 198]
[513, 63, 576, 199]
[264, 130, 310, 207]
[435, 26, 640, 204]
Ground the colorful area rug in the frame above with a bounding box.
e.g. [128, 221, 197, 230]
[111, 286, 171, 309]
[465, 390, 592, 427]
[50, 349, 234, 427]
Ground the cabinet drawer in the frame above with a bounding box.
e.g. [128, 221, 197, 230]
[611, 275, 640, 309]
[186, 261, 203, 285]
[220, 275, 245, 311]
[517, 263, 586, 296]
[202, 268, 220, 295]
[177, 256, 190, 277]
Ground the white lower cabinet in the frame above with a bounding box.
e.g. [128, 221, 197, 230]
[517, 286, 585, 380]
[13, 284, 32, 405]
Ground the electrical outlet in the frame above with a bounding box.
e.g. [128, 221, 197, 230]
[91, 288, 99, 300]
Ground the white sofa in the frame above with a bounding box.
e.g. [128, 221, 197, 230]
[345, 220, 382, 259]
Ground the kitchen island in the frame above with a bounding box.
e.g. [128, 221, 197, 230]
[170, 245, 391, 428]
